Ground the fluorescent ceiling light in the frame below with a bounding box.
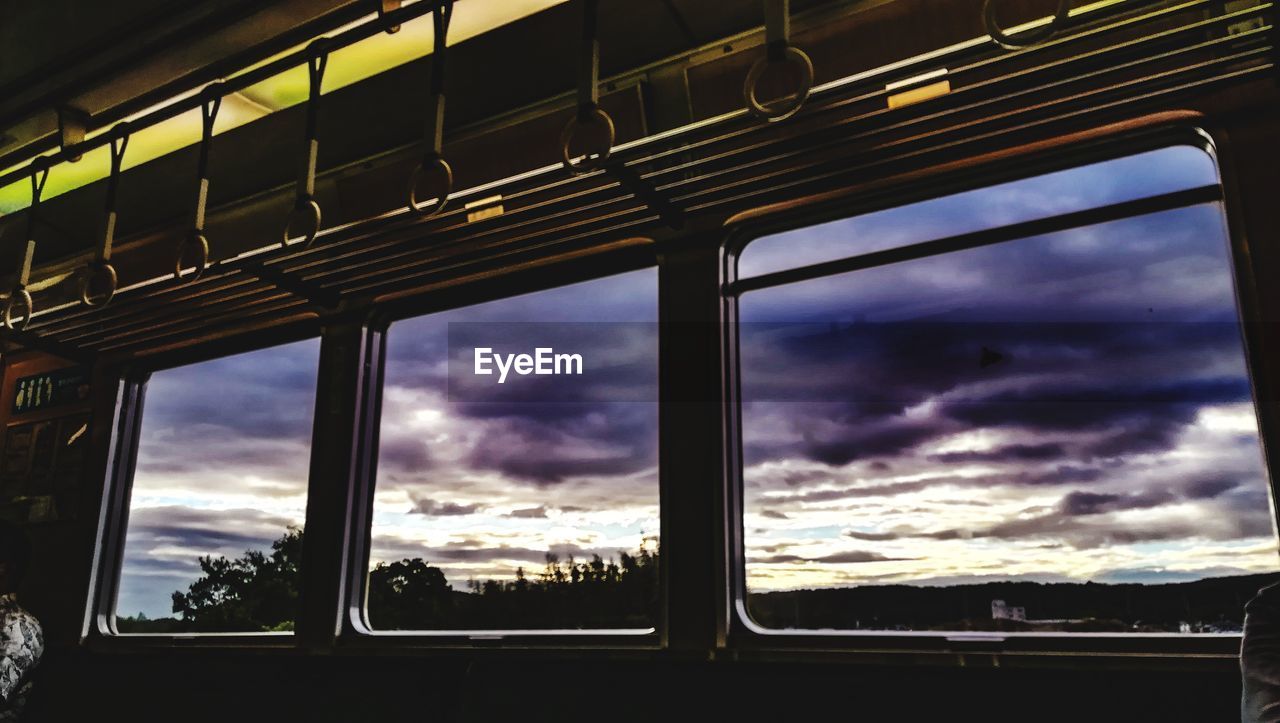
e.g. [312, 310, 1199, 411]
[0, 0, 566, 215]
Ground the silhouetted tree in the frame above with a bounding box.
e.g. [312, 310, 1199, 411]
[168, 527, 302, 632]
[366, 557, 455, 629]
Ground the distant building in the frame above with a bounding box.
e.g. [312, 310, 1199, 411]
[991, 599, 1026, 621]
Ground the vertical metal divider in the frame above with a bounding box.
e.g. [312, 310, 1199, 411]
[719, 234, 748, 646]
[657, 236, 730, 654]
[297, 316, 376, 649]
[340, 319, 387, 637]
[84, 367, 147, 638]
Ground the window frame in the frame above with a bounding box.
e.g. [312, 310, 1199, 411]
[338, 255, 667, 649]
[87, 322, 325, 647]
[719, 122, 1280, 662]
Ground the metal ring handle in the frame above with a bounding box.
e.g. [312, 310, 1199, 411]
[559, 106, 615, 175]
[174, 231, 210, 282]
[407, 155, 453, 218]
[3, 289, 32, 331]
[79, 262, 118, 308]
[983, 0, 1071, 50]
[743, 45, 814, 122]
[283, 198, 323, 249]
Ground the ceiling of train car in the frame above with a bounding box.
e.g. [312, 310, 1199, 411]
[0, 0, 844, 281]
[0, 0, 1267, 361]
[0, 0, 841, 269]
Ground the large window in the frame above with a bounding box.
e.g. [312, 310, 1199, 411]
[733, 145, 1280, 635]
[365, 269, 659, 632]
[114, 339, 320, 634]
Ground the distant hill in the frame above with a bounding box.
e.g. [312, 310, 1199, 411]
[747, 572, 1280, 632]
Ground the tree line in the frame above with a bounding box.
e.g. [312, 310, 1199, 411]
[117, 528, 659, 633]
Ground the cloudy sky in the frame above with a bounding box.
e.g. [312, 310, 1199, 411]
[117, 340, 320, 620]
[366, 271, 659, 597]
[114, 143, 1279, 628]
[738, 145, 1279, 594]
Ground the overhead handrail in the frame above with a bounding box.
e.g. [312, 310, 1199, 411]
[4, 164, 48, 331]
[80, 128, 130, 307]
[175, 89, 222, 282]
[406, 0, 455, 219]
[559, 0, 614, 174]
[743, 0, 814, 122]
[283, 42, 329, 249]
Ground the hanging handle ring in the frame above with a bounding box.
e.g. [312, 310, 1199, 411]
[81, 128, 129, 307]
[3, 288, 33, 332]
[176, 87, 222, 282]
[983, 0, 1072, 50]
[560, 0, 614, 175]
[408, 153, 453, 218]
[5, 166, 48, 331]
[743, 0, 813, 123]
[559, 106, 614, 175]
[284, 44, 328, 248]
[174, 230, 210, 282]
[407, 1, 455, 218]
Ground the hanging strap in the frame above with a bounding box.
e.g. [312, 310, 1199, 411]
[4, 165, 48, 331]
[559, 0, 614, 175]
[285, 42, 329, 248]
[743, 0, 813, 122]
[376, 0, 403, 34]
[81, 128, 129, 307]
[176, 88, 222, 282]
[407, 0, 455, 218]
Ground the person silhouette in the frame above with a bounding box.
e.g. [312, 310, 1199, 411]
[0, 521, 42, 722]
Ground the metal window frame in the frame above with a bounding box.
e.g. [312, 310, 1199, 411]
[718, 121, 1279, 665]
[85, 322, 326, 648]
[338, 254, 666, 649]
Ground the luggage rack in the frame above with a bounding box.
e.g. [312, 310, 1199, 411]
[7, 0, 1273, 361]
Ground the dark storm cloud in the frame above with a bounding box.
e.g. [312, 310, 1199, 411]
[134, 524, 276, 551]
[379, 437, 433, 473]
[1017, 465, 1105, 486]
[412, 498, 484, 516]
[378, 539, 618, 566]
[739, 313, 1248, 471]
[929, 442, 1067, 464]
[809, 476, 1271, 549]
[801, 420, 940, 467]
[771, 478, 937, 503]
[941, 377, 1249, 432]
[464, 407, 657, 484]
[909, 488, 1272, 549]
[118, 555, 203, 576]
[1186, 478, 1240, 499]
[506, 506, 548, 519]
[143, 339, 321, 442]
[843, 529, 901, 541]
[1057, 490, 1177, 516]
[750, 550, 908, 564]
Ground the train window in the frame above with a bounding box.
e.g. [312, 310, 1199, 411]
[733, 144, 1280, 636]
[365, 269, 659, 633]
[113, 339, 321, 634]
